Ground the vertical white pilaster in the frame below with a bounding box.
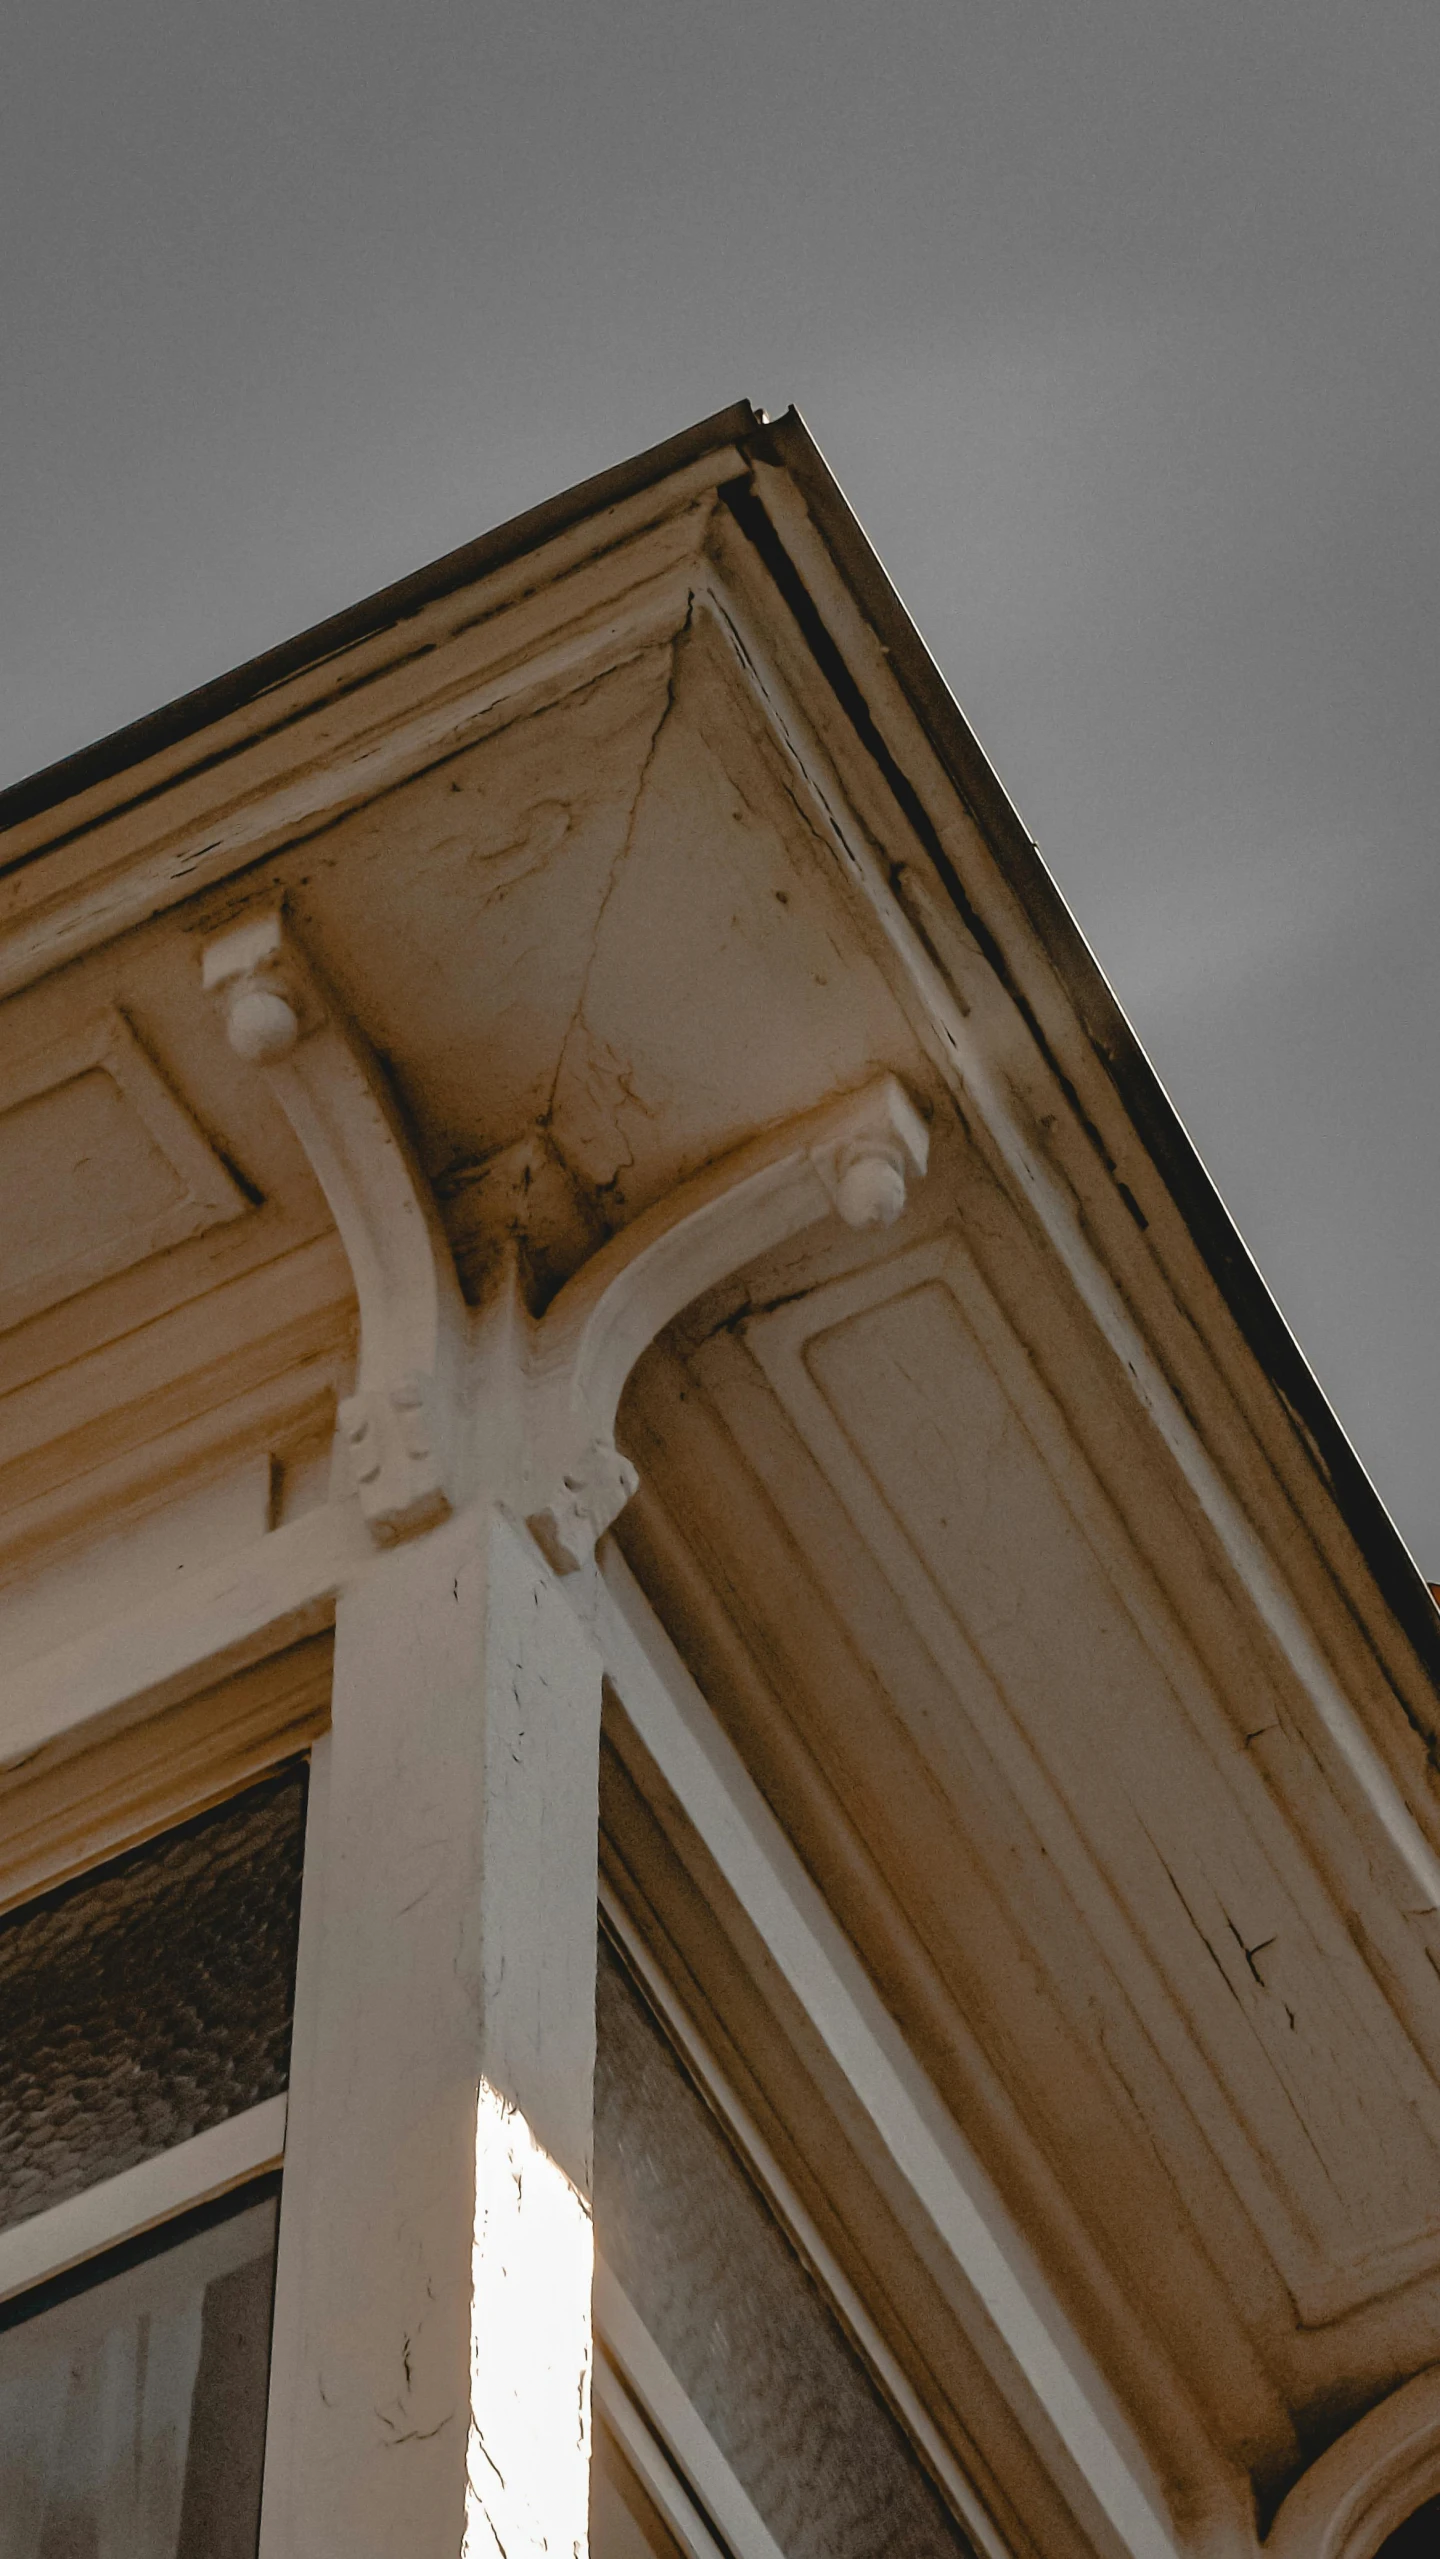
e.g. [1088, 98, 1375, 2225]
[261, 1507, 602, 2559]
[203, 914, 930, 2559]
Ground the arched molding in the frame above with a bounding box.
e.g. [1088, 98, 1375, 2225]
[1266, 2369, 1440, 2559]
[203, 907, 467, 1544]
[522, 1073, 928, 1571]
[203, 904, 929, 1574]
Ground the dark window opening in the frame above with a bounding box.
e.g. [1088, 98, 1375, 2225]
[1378, 2496, 1440, 2557]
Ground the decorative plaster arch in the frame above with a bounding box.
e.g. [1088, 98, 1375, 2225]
[1266, 2370, 1440, 2559]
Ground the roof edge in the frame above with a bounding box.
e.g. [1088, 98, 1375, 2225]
[754, 404, 1440, 1710]
[0, 401, 765, 840]
[5, 392, 1435, 1714]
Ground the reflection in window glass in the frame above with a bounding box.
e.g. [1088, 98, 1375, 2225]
[0, 2189, 277, 2559]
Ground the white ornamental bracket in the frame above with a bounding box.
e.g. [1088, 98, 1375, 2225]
[202, 909, 468, 1544]
[522, 1073, 928, 1573]
[203, 903, 926, 1566]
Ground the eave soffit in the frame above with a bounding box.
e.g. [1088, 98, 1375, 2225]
[1, 399, 1434, 1736]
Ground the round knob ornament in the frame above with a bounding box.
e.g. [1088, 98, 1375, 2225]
[226, 982, 300, 1063]
[834, 1141, 907, 1229]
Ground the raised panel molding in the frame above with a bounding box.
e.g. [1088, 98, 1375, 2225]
[735, 1232, 1440, 2334]
[0, 1010, 248, 1334]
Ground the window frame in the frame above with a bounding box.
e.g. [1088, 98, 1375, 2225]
[0, 1715, 324, 2554]
[0, 2093, 287, 2313]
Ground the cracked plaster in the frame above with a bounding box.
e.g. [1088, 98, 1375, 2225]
[265, 612, 927, 1274]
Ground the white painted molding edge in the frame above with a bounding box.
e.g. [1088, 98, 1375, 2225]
[592, 2355, 729, 2559]
[0, 2094, 287, 2307]
[203, 907, 467, 1544]
[1265, 2370, 1440, 2559]
[0, 1495, 367, 1776]
[524, 1073, 928, 1572]
[597, 1883, 1017, 2559]
[595, 2255, 788, 2559]
[590, 1544, 1182, 2559]
[698, 555, 1440, 1922]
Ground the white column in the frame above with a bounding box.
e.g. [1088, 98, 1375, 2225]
[202, 916, 928, 2559]
[261, 1504, 603, 2559]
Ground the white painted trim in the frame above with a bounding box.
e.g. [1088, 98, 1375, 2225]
[0, 1497, 368, 1774]
[1265, 2367, 1440, 2559]
[592, 1545, 1181, 2559]
[595, 2255, 787, 2559]
[597, 1885, 1015, 2559]
[539, 1076, 925, 1433]
[699, 542, 1440, 1919]
[0, 2093, 287, 2307]
[523, 1074, 927, 1574]
[593, 2351, 729, 2559]
[259, 1732, 331, 2559]
[204, 909, 469, 1545]
[254, 1508, 606, 2559]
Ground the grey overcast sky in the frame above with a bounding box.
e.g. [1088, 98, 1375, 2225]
[5, 3, 1440, 1562]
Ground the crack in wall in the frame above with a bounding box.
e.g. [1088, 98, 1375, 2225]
[542, 613, 691, 1190]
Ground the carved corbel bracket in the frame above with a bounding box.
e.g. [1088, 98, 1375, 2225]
[524, 1074, 928, 1572]
[202, 909, 467, 1544]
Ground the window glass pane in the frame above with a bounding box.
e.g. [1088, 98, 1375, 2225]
[0, 2187, 277, 2559]
[0, 1769, 306, 2233]
[594, 1933, 975, 2559]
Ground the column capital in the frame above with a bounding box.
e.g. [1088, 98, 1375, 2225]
[204, 907, 927, 1572]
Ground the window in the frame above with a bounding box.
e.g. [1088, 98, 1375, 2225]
[0, 2184, 278, 2557]
[0, 1768, 306, 2554]
[591, 1929, 976, 2559]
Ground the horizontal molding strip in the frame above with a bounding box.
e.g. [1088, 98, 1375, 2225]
[0, 1498, 368, 1773]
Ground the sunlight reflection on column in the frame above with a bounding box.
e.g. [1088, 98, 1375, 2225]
[464, 2078, 593, 2559]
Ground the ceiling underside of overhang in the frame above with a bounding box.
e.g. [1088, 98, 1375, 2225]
[3, 418, 1440, 2554]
